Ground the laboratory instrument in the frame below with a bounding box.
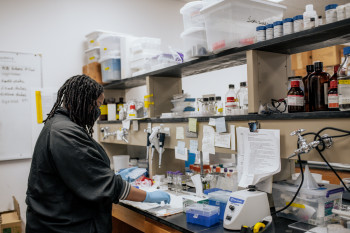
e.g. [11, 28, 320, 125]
[144, 125, 152, 160]
[338, 47, 350, 111]
[223, 186, 270, 230]
[148, 125, 170, 168]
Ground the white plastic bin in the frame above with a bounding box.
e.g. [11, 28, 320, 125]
[100, 56, 121, 82]
[200, 0, 286, 52]
[113, 155, 130, 173]
[98, 34, 121, 58]
[84, 47, 100, 64]
[85, 30, 112, 49]
[180, 1, 205, 31]
[181, 27, 208, 59]
[130, 37, 161, 55]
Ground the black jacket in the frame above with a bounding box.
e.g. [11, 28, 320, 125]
[26, 108, 130, 233]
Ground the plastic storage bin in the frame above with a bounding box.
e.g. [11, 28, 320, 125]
[200, 0, 285, 52]
[181, 27, 208, 59]
[272, 181, 344, 226]
[180, 1, 205, 31]
[208, 190, 231, 220]
[185, 203, 220, 227]
[99, 56, 121, 82]
[98, 34, 121, 58]
[130, 37, 161, 55]
[84, 47, 100, 65]
[85, 30, 112, 49]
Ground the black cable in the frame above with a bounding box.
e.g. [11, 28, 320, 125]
[271, 154, 304, 215]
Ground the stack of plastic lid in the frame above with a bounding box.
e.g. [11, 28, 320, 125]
[129, 37, 161, 76]
[180, 1, 208, 60]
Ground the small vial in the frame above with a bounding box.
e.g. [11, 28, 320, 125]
[273, 21, 283, 38]
[283, 18, 294, 35]
[293, 15, 304, 32]
[325, 4, 338, 24]
[337, 5, 346, 21]
[256, 26, 266, 42]
[266, 24, 274, 40]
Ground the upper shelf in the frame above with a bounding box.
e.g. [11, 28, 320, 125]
[103, 18, 350, 90]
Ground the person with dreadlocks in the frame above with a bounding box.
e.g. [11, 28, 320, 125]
[26, 75, 170, 233]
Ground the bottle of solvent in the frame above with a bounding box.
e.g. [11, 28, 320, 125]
[273, 21, 283, 38]
[293, 15, 303, 32]
[283, 18, 294, 35]
[256, 26, 266, 42]
[303, 4, 318, 29]
[266, 24, 274, 40]
[325, 4, 338, 24]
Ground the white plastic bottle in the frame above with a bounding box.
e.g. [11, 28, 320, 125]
[303, 4, 318, 30]
[237, 82, 248, 115]
[225, 84, 238, 115]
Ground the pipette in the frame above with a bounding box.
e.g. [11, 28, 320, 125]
[158, 133, 165, 168]
[146, 132, 151, 160]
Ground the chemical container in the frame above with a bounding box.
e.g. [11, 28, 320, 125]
[85, 30, 112, 49]
[181, 27, 208, 60]
[185, 203, 220, 227]
[98, 34, 121, 58]
[99, 56, 121, 83]
[272, 181, 344, 226]
[84, 47, 100, 65]
[200, 0, 285, 52]
[180, 1, 205, 31]
[130, 37, 161, 55]
[208, 190, 231, 220]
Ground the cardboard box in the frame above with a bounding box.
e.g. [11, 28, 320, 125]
[291, 51, 312, 70]
[312, 45, 346, 67]
[0, 197, 22, 233]
[82, 62, 104, 85]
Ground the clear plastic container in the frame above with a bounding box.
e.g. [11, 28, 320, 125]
[325, 4, 338, 24]
[85, 30, 111, 49]
[180, 1, 205, 31]
[99, 56, 121, 82]
[303, 4, 318, 30]
[208, 190, 231, 220]
[185, 203, 220, 227]
[272, 181, 344, 225]
[337, 47, 350, 111]
[200, 0, 285, 52]
[181, 27, 208, 60]
[130, 37, 161, 55]
[98, 34, 121, 58]
[84, 47, 100, 65]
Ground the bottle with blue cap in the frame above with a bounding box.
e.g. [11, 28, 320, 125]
[283, 18, 294, 35]
[337, 47, 350, 111]
[293, 15, 303, 32]
[325, 4, 338, 24]
[273, 20, 283, 38]
[265, 24, 274, 40]
[256, 26, 266, 42]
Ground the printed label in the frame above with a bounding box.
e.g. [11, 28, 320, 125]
[339, 84, 350, 104]
[286, 202, 305, 209]
[288, 95, 304, 106]
[328, 94, 339, 108]
[229, 197, 244, 204]
[226, 97, 236, 102]
[213, 40, 225, 51]
[325, 200, 334, 216]
[339, 80, 350, 85]
[89, 56, 95, 60]
[100, 105, 107, 115]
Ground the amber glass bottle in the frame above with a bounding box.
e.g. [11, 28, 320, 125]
[288, 80, 305, 113]
[302, 65, 314, 112]
[329, 65, 340, 82]
[309, 62, 330, 111]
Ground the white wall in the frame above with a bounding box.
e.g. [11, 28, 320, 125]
[0, 0, 185, 225]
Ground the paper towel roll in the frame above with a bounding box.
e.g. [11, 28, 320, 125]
[113, 155, 130, 172]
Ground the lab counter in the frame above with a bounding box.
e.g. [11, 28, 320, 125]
[112, 202, 304, 233]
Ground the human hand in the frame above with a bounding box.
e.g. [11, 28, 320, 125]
[116, 167, 138, 181]
[143, 191, 171, 204]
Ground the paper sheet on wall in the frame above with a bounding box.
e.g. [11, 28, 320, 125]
[188, 118, 197, 132]
[215, 117, 226, 133]
[175, 146, 188, 161]
[237, 127, 280, 193]
[208, 118, 216, 126]
[122, 120, 131, 130]
[214, 133, 231, 148]
[132, 120, 139, 131]
[230, 125, 236, 150]
[189, 140, 198, 153]
[202, 126, 215, 154]
[176, 127, 185, 139]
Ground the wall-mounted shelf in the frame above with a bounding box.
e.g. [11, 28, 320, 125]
[97, 111, 350, 124]
[103, 18, 350, 90]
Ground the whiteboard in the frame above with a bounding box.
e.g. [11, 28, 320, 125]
[0, 52, 42, 161]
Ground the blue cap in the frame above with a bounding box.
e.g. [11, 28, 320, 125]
[344, 47, 350, 56]
[293, 15, 303, 20]
[266, 24, 274, 29]
[256, 26, 266, 31]
[273, 21, 283, 26]
[283, 18, 294, 23]
[325, 4, 338, 11]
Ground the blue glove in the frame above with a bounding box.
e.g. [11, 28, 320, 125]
[143, 191, 171, 204]
[116, 167, 138, 181]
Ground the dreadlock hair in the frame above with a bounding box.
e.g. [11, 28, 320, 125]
[44, 74, 104, 137]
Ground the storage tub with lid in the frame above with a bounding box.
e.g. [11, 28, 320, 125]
[272, 181, 344, 226]
[130, 37, 161, 55]
[84, 47, 100, 65]
[200, 0, 286, 52]
[85, 30, 113, 49]
[99, 56, 121, 82]
[180, 1, 205, 31]
[98, 34, 122, 58]
[180, 27, 208, 60]
[185, 203, 220, 227]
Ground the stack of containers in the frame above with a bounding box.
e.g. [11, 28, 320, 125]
[98, 34, 123, 83]
[129, 37, 161, 76]
[208, 190, 231, 221]
[180, 1, 208, 60]
[200, 0, 286, 52]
